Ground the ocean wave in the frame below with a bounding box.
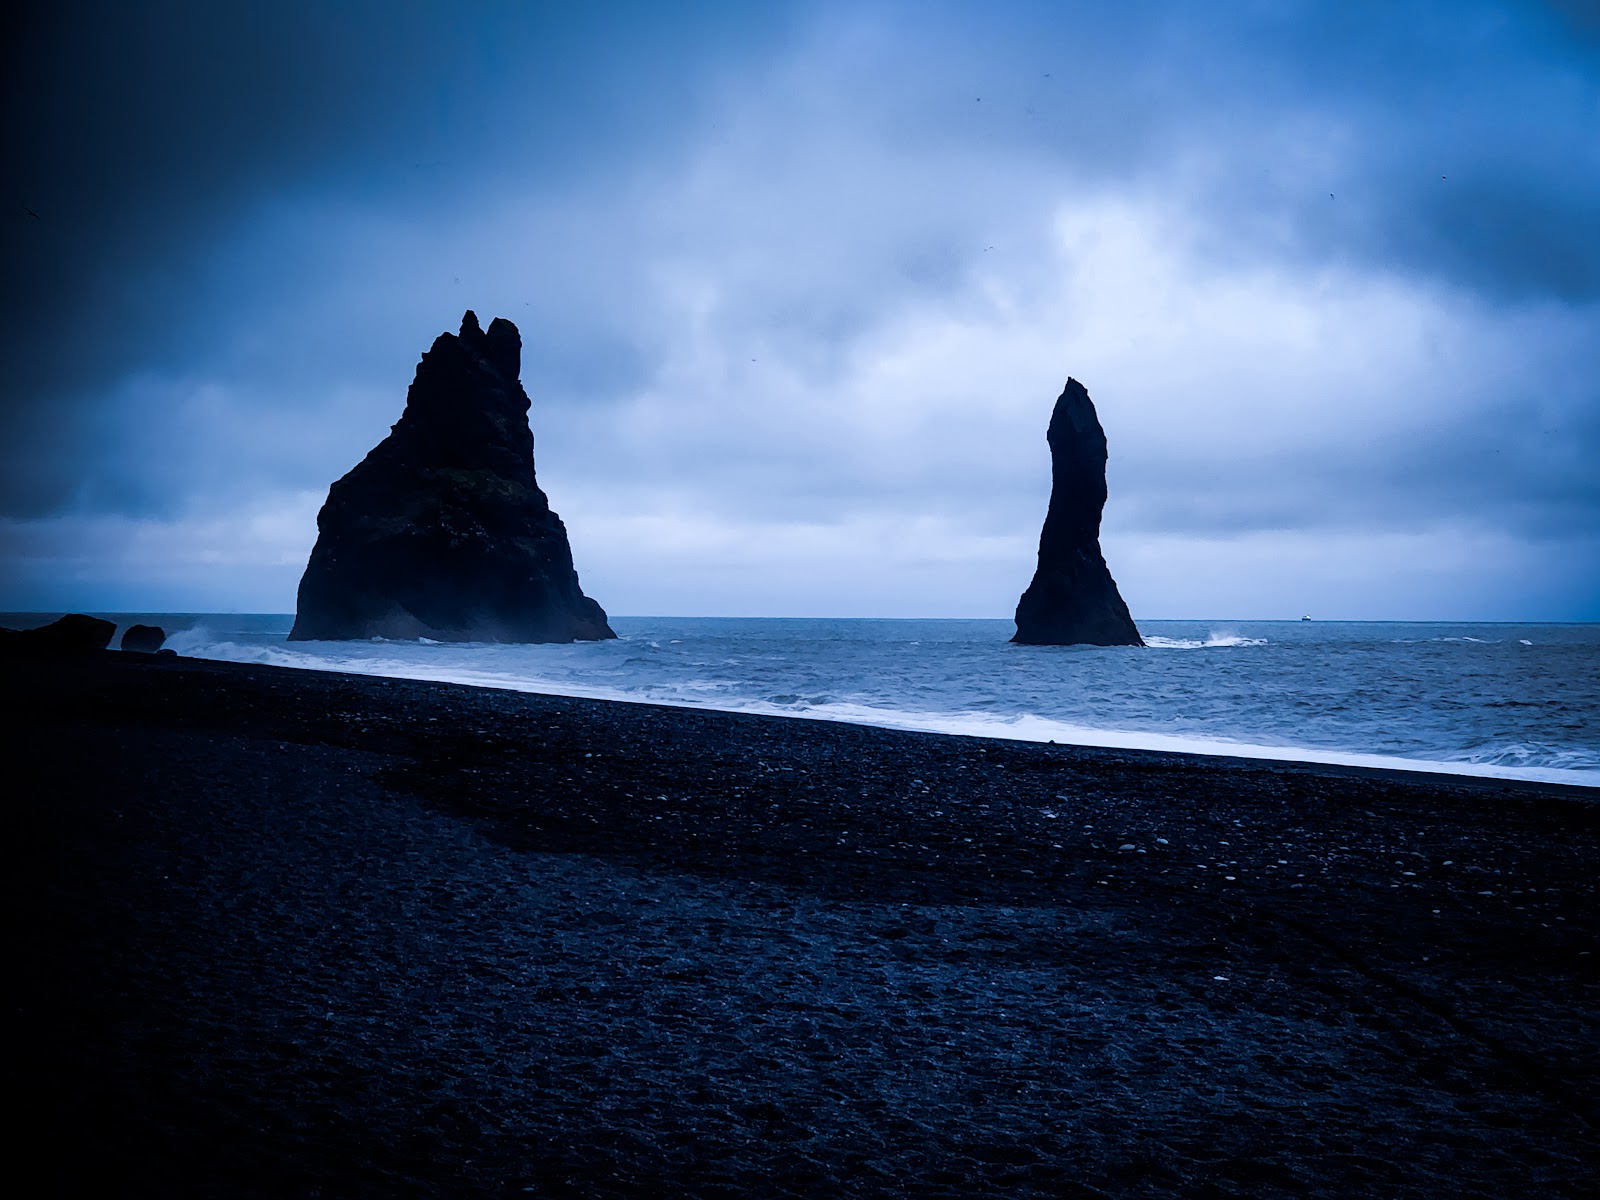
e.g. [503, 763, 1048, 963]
[1144, 632, 1268, 650]
[719, 700, 1597, 787]
[164, 630, 318, 669]
[165, 621, 1598, 790]
[1456, 742, 1600, 772]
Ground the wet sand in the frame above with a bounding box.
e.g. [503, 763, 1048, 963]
[6, 651, 1597, 1198]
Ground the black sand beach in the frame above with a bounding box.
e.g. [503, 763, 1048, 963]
[6, 651, 1597, 1198]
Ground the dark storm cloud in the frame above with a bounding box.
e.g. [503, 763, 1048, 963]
[1198, 1, 1600, 304]
[1, 0, 799, 515]
[2, 0, 1597, 617]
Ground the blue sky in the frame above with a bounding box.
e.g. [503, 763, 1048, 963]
[3, 0, 1597, 619]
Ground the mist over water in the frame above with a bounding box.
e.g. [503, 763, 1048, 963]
[32, 614, 1590, 788]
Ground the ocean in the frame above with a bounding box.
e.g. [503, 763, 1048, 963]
[21, 613, 1595, 788]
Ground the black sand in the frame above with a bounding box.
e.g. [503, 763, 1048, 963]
[6, 652, 1597, 1197]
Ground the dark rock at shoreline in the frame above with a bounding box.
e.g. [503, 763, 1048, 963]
[1013, 379, 1143, 647]
[119, 624, 166, 653]
[0, 613, 115, 657]
[289, 311, 614, 643]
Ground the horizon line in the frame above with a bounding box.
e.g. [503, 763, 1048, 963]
[3, 610, 1598, 625]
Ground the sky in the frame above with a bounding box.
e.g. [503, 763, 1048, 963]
[3, 0, 1597, 620]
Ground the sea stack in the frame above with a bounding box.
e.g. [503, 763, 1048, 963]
[1013, 378, 1143, 647]
[289, 312, 614, 643]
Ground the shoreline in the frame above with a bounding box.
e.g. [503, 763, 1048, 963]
[7, 651, 1598, 1197]
[178, 651, 1600, 795]
[6, 611, 1595, 789]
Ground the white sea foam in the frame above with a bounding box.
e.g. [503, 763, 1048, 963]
[707, 699, 1597, 787]
[1459, 742, 1600, 773]
[169, 625, 1598, 789]
[1144, 632, 1268, 649]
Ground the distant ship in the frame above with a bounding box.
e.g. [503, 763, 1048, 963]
[1301, 614, 1312, 621]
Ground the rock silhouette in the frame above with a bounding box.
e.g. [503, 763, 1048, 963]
[289, 312, 614, 643]
[119, 624, 167, 653]
[0, 613, 116, 657]
[1013, 379, 1143, 647]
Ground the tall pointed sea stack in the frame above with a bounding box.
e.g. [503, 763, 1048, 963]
[289, 311, 614, 643]
[1013, 378, 1143, 647]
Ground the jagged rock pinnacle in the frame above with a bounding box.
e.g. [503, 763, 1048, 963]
[288, 311, 614, 643]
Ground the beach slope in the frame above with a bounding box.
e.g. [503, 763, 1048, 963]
[5, 652, 1596, 1197]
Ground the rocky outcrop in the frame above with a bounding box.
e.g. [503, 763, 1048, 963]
[1013, 379, 1143, 647]
[120, 624, 166, 653]
[289, 312, 614, 643]
[0, 613, 116, 657]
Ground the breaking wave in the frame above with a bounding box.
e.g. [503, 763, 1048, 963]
[1144, 632, 1268, 649]
[149, 616, 1600, 790]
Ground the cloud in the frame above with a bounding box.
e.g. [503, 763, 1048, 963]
[1, 0, 1596, 618]
[1112, 526, 1600, 622]
[0, 491, 322, 612]
[0, 0, 803, 513]
[539, 189, 1600, 523]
